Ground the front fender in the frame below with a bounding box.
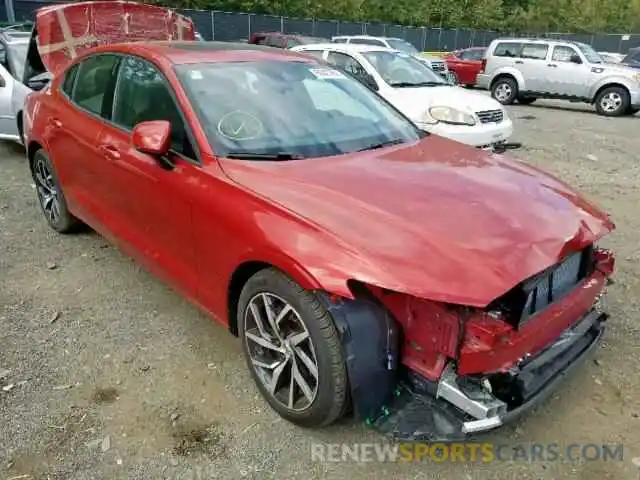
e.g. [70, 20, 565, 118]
[588, 75, 639, 100]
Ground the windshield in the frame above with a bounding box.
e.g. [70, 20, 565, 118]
[361, 51, 448, 87]
[175, 61, 422, 159]
[574, 42, 602, 64]
[7, 42, 28, 80]
[386, 39, 420, 54]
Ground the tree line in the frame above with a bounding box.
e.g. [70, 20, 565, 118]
[156, 0, 640, 34]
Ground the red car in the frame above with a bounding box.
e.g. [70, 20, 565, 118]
[23, 2, 616, 440]
[444, 47, 486, 87]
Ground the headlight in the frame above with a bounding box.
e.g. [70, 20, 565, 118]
[427, 106, 476, 126]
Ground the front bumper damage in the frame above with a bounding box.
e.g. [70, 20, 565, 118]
[371, 305, 606, 441]
[319, 249, 612, 442]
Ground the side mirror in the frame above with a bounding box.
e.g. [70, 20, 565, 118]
[132, 120, 172, 165]
[570, 54, 582, 64]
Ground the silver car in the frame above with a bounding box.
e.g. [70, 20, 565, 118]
[476, 37, 640, 116]
[331, 35, 458, 84]
[0, 30, 31, 142]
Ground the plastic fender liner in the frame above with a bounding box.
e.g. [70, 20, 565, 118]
[316, 292, 400, 422]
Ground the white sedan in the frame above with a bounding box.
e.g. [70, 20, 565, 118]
[291, 43, 513, 149]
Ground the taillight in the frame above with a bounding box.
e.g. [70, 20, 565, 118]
[480, 58, 487, 73]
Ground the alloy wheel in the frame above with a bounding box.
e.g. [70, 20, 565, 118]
[243, 292, 319, 411]
[33, 156, 60, 225]
[600, 92, 622, 113]
[494, 82, 512, 102]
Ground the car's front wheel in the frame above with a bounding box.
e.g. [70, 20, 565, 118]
[31, 149, 81, 233]
[238, 268, 348, 428]
[594, 86, 630, 116]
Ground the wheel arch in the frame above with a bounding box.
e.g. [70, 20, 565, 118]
[591, 82, 631, 104]
[27, 140, 44, 167]
[226, 258, 324, 336]
[489, 69, 524, 90]
[16, 111, 23, 143]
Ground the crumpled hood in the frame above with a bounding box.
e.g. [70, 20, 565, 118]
[219, 136, 614, 307]
[387, 85, 504, 122]
[32, 1, 195, 76]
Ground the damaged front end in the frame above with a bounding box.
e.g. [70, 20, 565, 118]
[320, 245, 615, 441]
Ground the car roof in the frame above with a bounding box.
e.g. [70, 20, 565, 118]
[88, 40, 317, 65]
[295, 42, 395, 53]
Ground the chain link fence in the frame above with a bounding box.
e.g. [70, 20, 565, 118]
[6, 0, 640, 53]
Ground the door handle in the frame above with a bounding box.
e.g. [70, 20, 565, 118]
[49, 118, 62, 128]
[514, 60, 524, 64]
[99, 144, 121, 161]
[547, 63, 558, 67]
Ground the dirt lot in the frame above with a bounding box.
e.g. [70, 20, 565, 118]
[1, 100, 640, 480]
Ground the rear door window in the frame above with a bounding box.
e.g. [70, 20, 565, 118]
[72, 54, 120, 119]
[521, 44, 548, 60]
[493, 42, 523, 58]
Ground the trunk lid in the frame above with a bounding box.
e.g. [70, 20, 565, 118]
[23, 1, 195, 82]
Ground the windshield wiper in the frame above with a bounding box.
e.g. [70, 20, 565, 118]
[357, 138, 406, 152]
[224, 152, 306, 160]
[390, 81, 445, 87]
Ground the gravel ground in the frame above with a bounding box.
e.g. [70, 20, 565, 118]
[1, 99, 640, 480]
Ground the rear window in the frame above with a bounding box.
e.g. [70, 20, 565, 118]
[493, 42, 523, 57]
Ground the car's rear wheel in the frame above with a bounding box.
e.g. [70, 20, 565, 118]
[491, 77, 518, 105]
[594, 86, 630, 116]
[31, 149, 81, 233]
[238, 268, 348, 428]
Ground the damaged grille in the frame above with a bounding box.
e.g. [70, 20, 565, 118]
[489, 245, 595, 328]
[476, 109, 504, 124]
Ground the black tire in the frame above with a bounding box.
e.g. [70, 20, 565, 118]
[30, 149, 82, 233]
[237, 268, 348, 428]
[518, 97, 536, 105]
[491, 76, 518, 105]
[626, 107, 639, 116]
[594, 86, 630, 117]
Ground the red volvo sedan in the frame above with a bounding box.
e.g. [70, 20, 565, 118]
[22, 1, 616, 441]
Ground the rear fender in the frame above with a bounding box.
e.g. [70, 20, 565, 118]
[490, 67, 525, 90]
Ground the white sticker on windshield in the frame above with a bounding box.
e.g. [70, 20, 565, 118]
[189, 70, 203, 80]
[310, 68, 345, 79]
[397, 52, 410, 57]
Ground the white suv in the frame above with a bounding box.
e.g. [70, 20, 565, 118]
[476, 38, 640, 116]
[331, 35, 457, 84]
